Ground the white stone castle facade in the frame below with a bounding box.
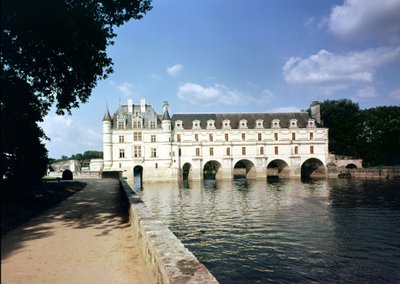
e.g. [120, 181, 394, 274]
[103, 99, 329, 184]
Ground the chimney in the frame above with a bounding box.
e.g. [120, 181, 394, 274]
[140, 98, 146, 113]
[128, 98, 133, 114]
[310, 101, 321, 124]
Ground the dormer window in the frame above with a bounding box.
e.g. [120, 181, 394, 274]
[239, 119, 248, 129]
[307, 119, 316, 128]
[222, 119, 231, 129]
[255, 119, 264, 129]
[132, 119, 142, 129]
[150, 120, 156, 129]
[272, 119, 280, 128]
[192, 120, 201, 129]
[175, 120, 183, 129]
[207, 120, 216, 129]
[289, 119, 298, 128]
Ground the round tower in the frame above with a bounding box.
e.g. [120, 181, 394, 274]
[102, 108, 113, 169]
[161, 101, 171, 133]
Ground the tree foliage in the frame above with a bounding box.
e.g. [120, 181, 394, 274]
[1, 0, 151, 182]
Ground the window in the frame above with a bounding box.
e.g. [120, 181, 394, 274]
[155, 163, 158, 168]
[294, 146, 298, 154]
[310, 132, 314, 140]
[195, 133, 199, 142]
[150, 121, 156, 129]
[226, 147, 231, 156]
[195, 148, 200, 156]
[119, 149, 125, 158]
[209, 134, 213, 142]
[118, 121, 124, 129]
[274, 133, 278, 140]
[310, 146, 314, 154]
[225, 133, 229, 141]
[242, 133, 246, 141]
[258, 133, 262, 141]
[151, 135, 156, 143]
[179, 148, 181, 157]
[242, 147, 246, 155]
[151, 148, 157, 158]
[274, 146, 279, 155]
[134, 132, 142, 141]
[177, 134, 181, 142]
[119, 135, 124, 143]
[292, 133, 296, 140]
[260, 147, 264, 155]
[210, 147, 214, 156]
[134, 146, 141, 158]
[133, 121, 142, 128]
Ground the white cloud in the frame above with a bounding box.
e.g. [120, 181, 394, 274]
[167, 64, 183, 76]
[269, 106, 301, 113]
[117, 82, 134, 97]
[328, 0, 400, 43]
[41, 115, 102, 158]
[389, 88, 400, 100]
[283, 47, 400, 87]
[353, 86, 378, 102]
[177, 82, 273, 107]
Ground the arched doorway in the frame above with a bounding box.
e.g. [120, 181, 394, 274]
[182, 162, 192, 181]
[133, 165, 143, 190]
[203, 160, 222, 180]
[267, 159, 290, 178]
[234, 159, 256, 179]
[301, 158, 325, 179]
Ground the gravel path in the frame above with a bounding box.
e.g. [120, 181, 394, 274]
[1, 178, 155, 284]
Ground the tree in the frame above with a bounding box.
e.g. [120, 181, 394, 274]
[1, 0, 152, 181]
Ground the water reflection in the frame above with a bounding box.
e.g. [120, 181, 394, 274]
[140, 179, 400, 283]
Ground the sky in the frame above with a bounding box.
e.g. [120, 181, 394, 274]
[42, 0, 400, 159]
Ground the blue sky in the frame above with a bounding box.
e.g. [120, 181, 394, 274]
[42, 0, 400, 159]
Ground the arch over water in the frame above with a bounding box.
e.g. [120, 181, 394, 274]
[267, 159, 290, 178]
[133, 165, 143, 190]
[345, 163, 357, 169]
[203, 160, 222, 180]
[301, 158, 325, 178]
[182, 162, 192, 180]
[234, 159, 256, 179]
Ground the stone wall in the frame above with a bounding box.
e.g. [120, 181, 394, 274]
[328, 167, 400, 179]
[119, 176, 219, 284]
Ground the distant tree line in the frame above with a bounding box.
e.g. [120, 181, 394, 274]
[312, 99, 400, 167]
[49, 151, 103, 165]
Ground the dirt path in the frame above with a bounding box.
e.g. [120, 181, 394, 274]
[1, 178, 155, 284]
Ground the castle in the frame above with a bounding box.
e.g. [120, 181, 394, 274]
[102, 99, 329, 185]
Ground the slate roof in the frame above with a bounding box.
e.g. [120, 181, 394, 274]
[171, 112, 316, 129]
[111, 104, 161, 129]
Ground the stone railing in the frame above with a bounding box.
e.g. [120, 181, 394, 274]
[119, 176, 219, 284]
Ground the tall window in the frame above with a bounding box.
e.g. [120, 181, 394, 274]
[134, 132, 142, 141]
[258, 133, 262, 141]
[274, 133, 278, 140]
[195, 148, 200, 156]
[134, 146, 141, 158]
[242, 133, 246, 141]
[294, 146, 298, 154]
[260, 147, 264, 155]
[133, 121, 142, 128]
[151, 135, 156, 142]
[150, 121, 156, 129]
[274, 146, 279, 155]
[119, 149, 125, 158]
[195, 133, 199, 142]
[225, 133, 229, 141]
[209, 147, 214, 156]
[292, 133, 296, 140]
[209, 134, 213, 142]
[242, 147, 246, 155]
[151, 148, 157, 158]
[310, 132, 314, 140]
[226, 147, 231, 156]
[177, 134, 181, 142]
[310, 146, 314, 154]
[119, 135, 124, 143]
[118, 121, 124, 129]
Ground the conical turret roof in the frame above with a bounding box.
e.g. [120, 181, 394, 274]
[102, 108, 112, 121]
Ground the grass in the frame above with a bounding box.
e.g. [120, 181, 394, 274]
[1, 179, 87, 236]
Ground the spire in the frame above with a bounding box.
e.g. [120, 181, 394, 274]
[162, 101, 170, 120]
[103, 107, 112, 121]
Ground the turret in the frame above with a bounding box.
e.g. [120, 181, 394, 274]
[310, 101, 321, 125]
[161, 101, 171, 133]
[102, 107, 113, 169]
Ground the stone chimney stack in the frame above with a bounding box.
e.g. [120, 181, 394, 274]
[140, 98, 146, 113]
[310, 101, 321, 125]
[128, 98, 133, 114]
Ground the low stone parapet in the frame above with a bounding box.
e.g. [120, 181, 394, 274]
[119, 176, 219, 284]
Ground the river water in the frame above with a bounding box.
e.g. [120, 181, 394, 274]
[139, 178, 400, 283]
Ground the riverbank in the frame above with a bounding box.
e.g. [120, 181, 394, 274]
[328, 167, 400, 179]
